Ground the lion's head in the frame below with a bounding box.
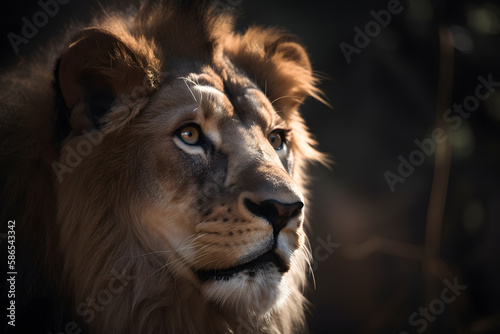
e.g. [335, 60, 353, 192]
[1, 1, 325, 333]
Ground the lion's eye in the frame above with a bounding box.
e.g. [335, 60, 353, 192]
[268, 130, 285, 150]
[177, 124, 201, 145]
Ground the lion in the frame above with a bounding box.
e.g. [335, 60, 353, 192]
[0, 1, 326, 333]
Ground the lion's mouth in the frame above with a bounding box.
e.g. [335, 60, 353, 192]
[196, 251, 289, 283]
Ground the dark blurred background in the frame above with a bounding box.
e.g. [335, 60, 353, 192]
[1, 0, 499, 333]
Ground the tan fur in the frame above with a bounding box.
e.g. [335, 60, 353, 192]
[0, 1, 325, 333]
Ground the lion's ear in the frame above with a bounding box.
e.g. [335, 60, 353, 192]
[57, 28, 158, 131]
[267, 35, 312, 71]
[226, 30, 327, 112]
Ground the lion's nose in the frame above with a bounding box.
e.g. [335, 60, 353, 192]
[244, 199, 304, 235]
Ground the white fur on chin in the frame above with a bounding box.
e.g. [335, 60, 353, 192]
[201, 265, 291, 318]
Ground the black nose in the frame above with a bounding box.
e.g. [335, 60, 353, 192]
[244, 199, 304, 235]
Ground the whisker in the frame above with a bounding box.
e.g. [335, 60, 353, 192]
[179, 77, 198, 102]
[271, 95, 301, 105]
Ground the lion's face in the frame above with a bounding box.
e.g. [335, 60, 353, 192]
[134, 66, 306, 313]
[54, 7, 324, 331]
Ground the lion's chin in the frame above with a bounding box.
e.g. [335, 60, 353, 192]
[199, 261, 290, 317]
[196, 251, 289, 282]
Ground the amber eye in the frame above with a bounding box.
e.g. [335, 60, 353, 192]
[177, 124, 201, 145]
[268, 130, 285, 150]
